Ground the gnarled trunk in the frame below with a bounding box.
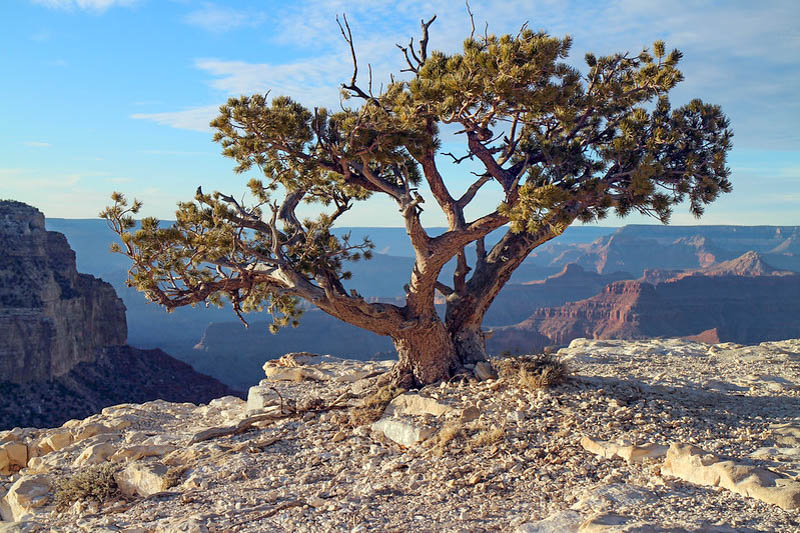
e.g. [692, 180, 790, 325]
[390, 319, 459, 387]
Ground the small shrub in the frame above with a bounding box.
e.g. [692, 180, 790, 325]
[497, 353, 569, 390]
[430, 421, 465, 455]
[469, 425, 505, 450]
[53, 462, 119, 511]
[348, 384, 405, 427]
[161, 465, 189, 491]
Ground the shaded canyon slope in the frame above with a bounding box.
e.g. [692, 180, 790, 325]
[490, 252, 800, 353]
[0, 201, 238, 430]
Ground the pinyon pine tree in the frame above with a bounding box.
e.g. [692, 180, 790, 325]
[102, 16, 732, 387]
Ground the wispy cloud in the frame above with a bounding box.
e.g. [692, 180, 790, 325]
[184, 3, 267, 33]
[131, 105, 219, 132]
[133, 0, 800, 151]
[30, 0, 137, 12]
[24, 141, 52, 147]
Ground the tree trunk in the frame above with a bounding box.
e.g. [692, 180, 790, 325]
[451, 323, 490, 364]
[390, 320, 458, 387]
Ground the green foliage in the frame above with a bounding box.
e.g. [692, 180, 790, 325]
[101, 16, 732, 339]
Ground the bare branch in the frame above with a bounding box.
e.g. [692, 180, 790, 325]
[418, 16, 436, 62]
[337, 13, 376, 102]
[465, 1, 476, 40]
[457, 173, 492, 208]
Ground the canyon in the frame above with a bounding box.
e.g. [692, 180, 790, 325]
[0, 201, 238, 429]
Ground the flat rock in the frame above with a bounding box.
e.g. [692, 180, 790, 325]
[371, 418, 435, 447]
[581, 436, 667, 464]
[516, 510, 583, 532]
[571, 483, 653, 513]
[661, 442, 800, 510]
[771, 423, 800, 446]
[0, 522, 40, 533]
[386, 393, 452, 417]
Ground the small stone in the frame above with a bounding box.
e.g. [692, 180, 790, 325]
[474, 361, 498, 381]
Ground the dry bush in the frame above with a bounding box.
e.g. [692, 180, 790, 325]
[348, 384, 406, 427]
[497, 353, 569, 390]
[161, 465, 189, 491]
[53, 462, 119, 511]
[430, 421, 465, 455]
[469, 425, 506, 449]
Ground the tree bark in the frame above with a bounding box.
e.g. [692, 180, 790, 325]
[390, 319, 458, 387]
[451, 323, 490, 364]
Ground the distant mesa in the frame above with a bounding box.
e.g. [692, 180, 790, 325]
[489, 251, 800, 354]
[0, 200, 238, 430]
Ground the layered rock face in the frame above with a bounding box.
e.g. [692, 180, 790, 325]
[0, 201, 239, 429]
[0, 201, 126, 383]
[490, 252, 800, 352]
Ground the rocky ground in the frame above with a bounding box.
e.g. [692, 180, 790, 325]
[2, 338, 800, 532]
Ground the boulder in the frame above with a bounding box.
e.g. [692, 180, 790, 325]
[0, 475, 51, 522]
[246, 384, 277, 414]
[580, 436, 667, 464]
[73, 442, 117, 466]
[0, 442, 27, 471]
[115, 461, 171, 497]
[74, 423, 113, 442]
[39, 431, 73, 453]
[474, 361, 498, 381]
[661, 442, 800, 510]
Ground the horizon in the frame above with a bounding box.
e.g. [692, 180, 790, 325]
[1, 1, 798, 227]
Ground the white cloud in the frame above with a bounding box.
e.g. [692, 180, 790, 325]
[131, 105, 219, 132]
[24, 141, 52, 147]
[132, 0, 800, 150]
[31, 0, 137, 12]
[184, 3, 267, 33]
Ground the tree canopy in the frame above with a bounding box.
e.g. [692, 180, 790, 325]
[102, 15, 732, 386]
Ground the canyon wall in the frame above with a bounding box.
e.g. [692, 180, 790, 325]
[0, 201, 126, 383]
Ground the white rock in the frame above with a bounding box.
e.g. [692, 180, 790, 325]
[0, 475, 51, 522]
[73, 442, 116, 466]
[386, 393, 452, 417]
[581, 436, 667, 464]
[661, 443, 800, 510]
[371, 418, 435, 447]
[115, 462, 170, 497]
[571, 484, 652, 512]
[39, 431, 73, 453]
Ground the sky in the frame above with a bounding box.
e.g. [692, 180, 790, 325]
[1, 0, 798, 227]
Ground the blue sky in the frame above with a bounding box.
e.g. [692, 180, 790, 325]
[1, 0, 798, 227]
